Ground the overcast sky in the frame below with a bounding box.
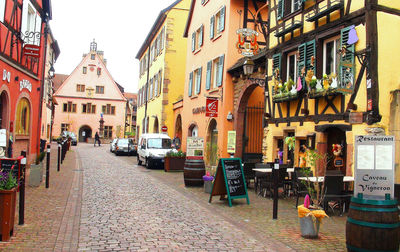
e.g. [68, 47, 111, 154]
[51, 0, 172, 93]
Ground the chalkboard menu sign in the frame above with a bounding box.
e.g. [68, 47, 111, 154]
[209, 158, 249, 207]
[1, 158, 21, 179]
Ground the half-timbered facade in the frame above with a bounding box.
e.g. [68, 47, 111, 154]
[0, 0, 52, 164]
[229, 0, 400, 180]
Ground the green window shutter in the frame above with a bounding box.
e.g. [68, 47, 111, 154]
[201, 0, 205, 4]
[272, 53, 281, 77]
[220, 6, 225, 32]
[196, 67, 202, 95]
[340, 26, 355, 91]
[297, 43, 306, 77]
[206, 61, 212, 90]
[191, 32, 195, 52]
[188, 72, 193, 97]
[277, 0, 284, 20]
[305, 40, 315, 71]
[210, 16, 215, 39]
[217, 54, 225, 87]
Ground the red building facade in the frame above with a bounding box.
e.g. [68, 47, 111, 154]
[0, 0, 52, 164]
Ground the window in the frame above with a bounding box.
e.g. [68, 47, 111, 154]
[158, 70, 163, 96]
[286, 51, 297, 82]
[82, 103, 96, 114]
[154, 74, 158, 97]
[194, 67, 202, 95]
[91, 54, 95, 60]
[149, 78, 153, 99]
[16, 98, 30, 135]
[102, 104, 115, 115]
[201, 0, 209, 5]
[61, 123, 69, 134]
[21, 0, 41, 45]
[97, 68, 102, 76]
[277, 0, 302, 19]
[76, 84, 85, 92]
[188, 72, 193, 97]
[297, 40, 315, 78]
[191, 25, 204, 52]
[104, 126, 113, 138]
[0, 0, 6, 23]
[323, 36, 340, 76]
[206, 55, 225, 90]
[96, 86, 104, 94]
[63, 102, 76, 113]
[210, 6, 225, 40]
[83, 67, 87, 74]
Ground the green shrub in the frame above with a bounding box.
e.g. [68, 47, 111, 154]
[166, 150, 186, 158]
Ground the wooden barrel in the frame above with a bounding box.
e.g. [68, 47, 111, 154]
[346, 197, 400, 252]
[184, 158, 205, 187]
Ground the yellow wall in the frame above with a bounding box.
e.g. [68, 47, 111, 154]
[137, 0, 190, 139]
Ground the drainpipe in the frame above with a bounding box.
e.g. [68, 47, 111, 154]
[144, 46, 150, 134]
[37, 19, 49, 155]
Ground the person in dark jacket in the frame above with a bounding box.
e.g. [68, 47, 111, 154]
[94, 132, 101, 147]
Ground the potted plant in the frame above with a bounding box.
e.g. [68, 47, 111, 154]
[29, 151, 46, 187]
[298, 196, 328, 239]
[203, 171, 214, 194]
[164, 150, 186, 172]
[0, 167, 19, 241]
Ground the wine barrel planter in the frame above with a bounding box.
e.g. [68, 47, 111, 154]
[346, 197, 400, 252]
[184, 158, 205, 187]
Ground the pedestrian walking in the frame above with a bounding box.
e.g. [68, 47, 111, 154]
[172, 134, 181, 150]
[94, 132, 101, 147]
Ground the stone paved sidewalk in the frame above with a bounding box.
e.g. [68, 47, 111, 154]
[0, 143, 81, 251]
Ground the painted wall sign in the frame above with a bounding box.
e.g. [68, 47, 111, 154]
[206, 97, 218, 117]
[23, 44, 40, 58]
[19, 79, 32, 92]
[3, 69, 10, 83]
[227, 131, 236, 154]
[349, 112, 363, 124]
[187, 137, 204, 157]
[192, 106, 206, 114]
[354, 135, 395, 199]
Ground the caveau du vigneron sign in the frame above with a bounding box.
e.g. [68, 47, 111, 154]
[354, 135, 395, 199]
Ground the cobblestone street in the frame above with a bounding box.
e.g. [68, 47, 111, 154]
[0, 143, 349, 251]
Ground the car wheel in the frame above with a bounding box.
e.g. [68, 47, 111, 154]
[137, 155, 142, 165]
[145, 158, 150, 169]
[115, 152, 119, 156]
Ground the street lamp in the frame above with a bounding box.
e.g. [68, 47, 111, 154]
[243, 58, 254, 75]
[48, 65, 55, 79]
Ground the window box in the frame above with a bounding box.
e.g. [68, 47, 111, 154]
[273, 92, 299, 103]
[275, 21, 303, 37]
[306, 0, 344, 22]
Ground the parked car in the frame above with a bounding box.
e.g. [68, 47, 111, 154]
[137, 133, 175, 169]
[61, 131, 77, 146]
[109, 138, 118, 152]
[128, 138, 138, 156]
[114, 138, 136, 156]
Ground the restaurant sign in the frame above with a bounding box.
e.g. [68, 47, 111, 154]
[354, 135, 395, 199]
[187, 137, 204, 157]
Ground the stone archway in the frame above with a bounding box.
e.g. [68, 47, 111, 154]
[175, 114, 182, 140]
[0, 90, 9, 130]
[234, 82, 264, 160]
[79, 125, 92, 142]
[188, 123, 198, 137]
[206, 119, 218, 166]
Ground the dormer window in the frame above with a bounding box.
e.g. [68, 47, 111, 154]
[91, 54, 95, 60]
[21, 0, 41, 45]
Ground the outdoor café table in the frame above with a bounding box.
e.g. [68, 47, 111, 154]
[297, 176, 354, 182]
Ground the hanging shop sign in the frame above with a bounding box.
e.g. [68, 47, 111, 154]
[236, 28, 259, 57]
[206, 97, 218, 117]
[19, 79, 32, 92]
[354, 135, 395, 199]
[3, 70, 10, 83]
[23, 44, 40, 58]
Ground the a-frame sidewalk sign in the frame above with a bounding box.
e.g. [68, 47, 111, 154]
[208, 158, 250, 207]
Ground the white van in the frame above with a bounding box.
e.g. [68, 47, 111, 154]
[137, 133, 175, 169]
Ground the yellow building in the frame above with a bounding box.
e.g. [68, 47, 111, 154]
[136, 0, 190, 140]
[229, 1, 400, 180]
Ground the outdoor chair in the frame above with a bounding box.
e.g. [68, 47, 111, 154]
[254, 163, 273, 197]
[322, 175, 352, 216]
[243, 162, 256, 188]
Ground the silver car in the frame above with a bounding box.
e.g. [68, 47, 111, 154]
[114, 138, 135, 156]
[109, 138, 118, 152]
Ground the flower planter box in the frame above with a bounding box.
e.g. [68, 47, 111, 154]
[299, 215, 320, 239]
[164, 157, 185, 172]
[0, 187, 17, 241]
[273, 93, 299, 103]
[308, 88, 340, 99]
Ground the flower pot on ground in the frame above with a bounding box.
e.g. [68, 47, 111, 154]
[164, 151, 186, 172]
[297, 204, 328, 239]
[29, 152, 46, 187]
[203, 172, 214, 193]
[0, 169, 19, 241]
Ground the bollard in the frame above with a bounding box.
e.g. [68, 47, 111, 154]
[19, 151, 26, 225]
[273, 159, 279, 220]
[57, 144, 61, 172]
[46, 144, 50, 188]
